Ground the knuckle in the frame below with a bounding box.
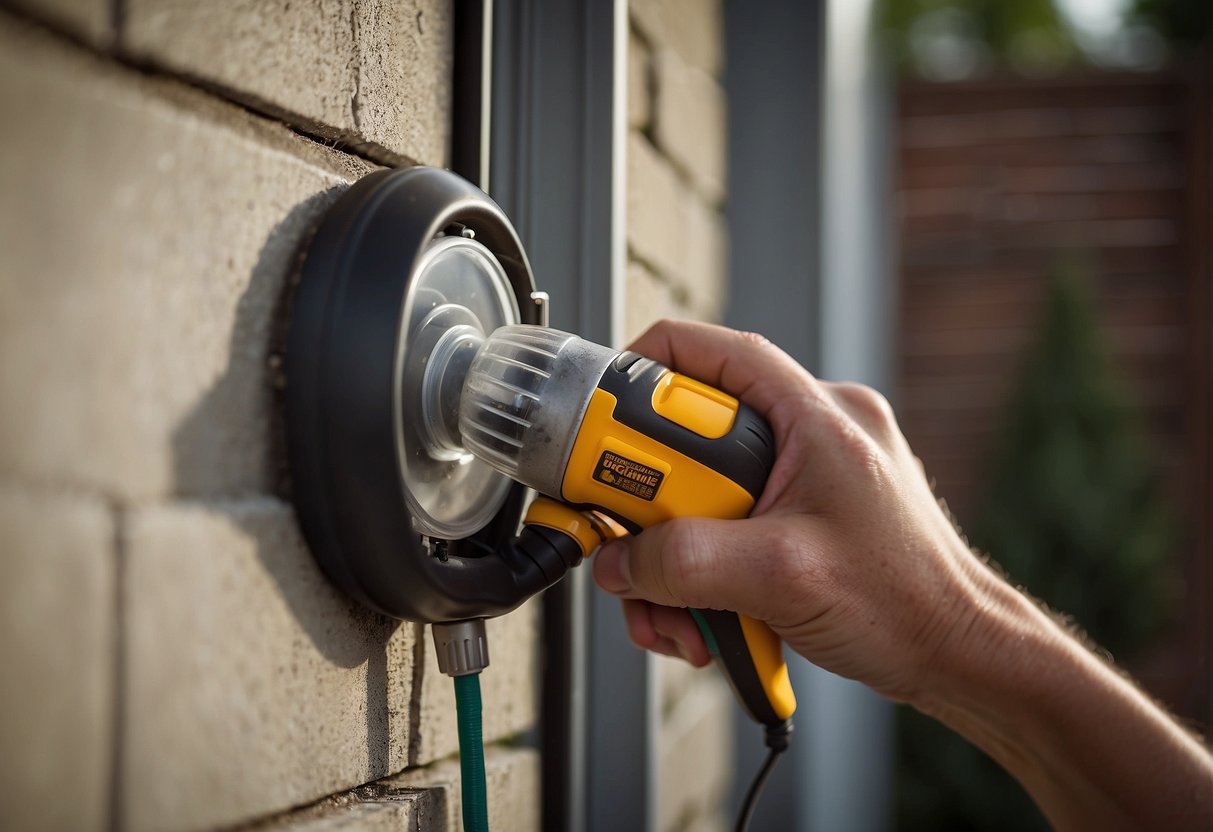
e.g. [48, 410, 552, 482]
[627, 618, 656, 650]
[738, 330, 772, 350]
[622, 600, 657, 648]
[766, 530, 810, 588]
[644, 318, 677, 336]
[823, 409, 890, 479]
[834, 382, 896, 428]
[658, 519, 713, 608]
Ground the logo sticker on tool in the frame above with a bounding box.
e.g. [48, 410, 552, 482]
[594, 450, 664, 501]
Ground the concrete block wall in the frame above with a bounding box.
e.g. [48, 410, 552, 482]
[0, 6, 539, 830]
[625, 0, 729, 344]
[0, 0, 734, 827]
[626, 2, 738, 830]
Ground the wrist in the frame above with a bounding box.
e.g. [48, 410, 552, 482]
[910, 554, 1069, 738]
[907, 555, 1213, 830]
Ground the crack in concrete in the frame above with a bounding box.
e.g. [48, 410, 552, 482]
[0, 3, 418, 170]
[110, 0, 124, 47]
[105, 498, 127, 832]
[349, 0, 362, 132]
[407, 621, 428, 767]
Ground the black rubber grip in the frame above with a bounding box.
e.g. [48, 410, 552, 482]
[693, 608, 786, 727]
[596, 353, 775, 501]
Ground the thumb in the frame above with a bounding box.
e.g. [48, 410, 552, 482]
[593, 515, 794, 616]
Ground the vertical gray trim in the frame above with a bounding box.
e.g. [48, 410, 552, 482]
[479, 1, 493, 189]
[727, 2, 896, 830]
[490, 1, 634, 830]
[809, 0, 895, 829]
[819, 0, 895, 389]
[724, 2, 824, 828]
[491, 0, 623, 345]
[725, 0, 823, 370]
[452, 0, 492, 190]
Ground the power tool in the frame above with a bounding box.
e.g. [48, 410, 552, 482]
[284, 166, 793, 831]
[450, 323, 796, 731]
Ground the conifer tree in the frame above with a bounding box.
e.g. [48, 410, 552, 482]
[896, 265, 1174, 831]
[970, 267, 1172, 655]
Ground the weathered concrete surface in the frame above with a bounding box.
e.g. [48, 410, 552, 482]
[273, 797, 428, 831]
[657, 653, 698, 717]
[686, 809, 731, 832]
[653, 48, 726, 205]
[625, 260, 682, 344]
[683, 189, 728, 321]
[123, 499, 414, 831]
[0, 484, 114, 832]
[354, 0, 453, 166]
[123, 0, 354, 142]
[2, 0, 111, 45]
[392, 746, 540, 832]
[253, 746, 537, 831]
[625, 130, 727, 319]
[122, 0, 452, 166]
[0, 18, 374, 500]
[656, 674, 734, 832]
[272, 794, 434, 831]
[629, 28, 651, 130]
[0, 9, 544, 832]
[629, 0, 723, 76]
[659, 0, 724, 76]
[627, 129, 689, 284]
[629, 0, 664, 48]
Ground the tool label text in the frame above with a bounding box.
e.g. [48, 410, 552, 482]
[593, 450, 664, 501]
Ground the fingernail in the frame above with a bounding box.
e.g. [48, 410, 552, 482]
[595, 540, 632, 594]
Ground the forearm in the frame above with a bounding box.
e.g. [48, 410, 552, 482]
[917, 559, 1213, 831]
[605, 320, 1211, 826]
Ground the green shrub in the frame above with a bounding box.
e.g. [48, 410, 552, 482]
[895, 264, 1175, 830]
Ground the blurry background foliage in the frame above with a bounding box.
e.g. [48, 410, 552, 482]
[877, 0, 1212, 80]
[969, 268, 1175, 654]
[896, 266, 1177, 830]
[881, 2, 1204, 826]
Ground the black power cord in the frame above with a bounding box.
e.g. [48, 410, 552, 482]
[735, 720, 793, 832]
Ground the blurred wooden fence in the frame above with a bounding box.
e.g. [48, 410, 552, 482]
[894, 60, 1211, 723]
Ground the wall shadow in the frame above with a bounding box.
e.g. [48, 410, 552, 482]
[170, 187, 402, 781]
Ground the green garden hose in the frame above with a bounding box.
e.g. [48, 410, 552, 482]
[454, 672, 488, 832]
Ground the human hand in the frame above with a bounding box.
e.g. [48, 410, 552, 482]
[592, 319, 1013, 707]
[590, 321, 1213, 830]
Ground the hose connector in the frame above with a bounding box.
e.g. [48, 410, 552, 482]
[431, 618, 490, 677]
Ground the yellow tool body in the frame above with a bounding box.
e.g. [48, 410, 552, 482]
[565, 365, 795, 727]
[467, 328, 795, 729]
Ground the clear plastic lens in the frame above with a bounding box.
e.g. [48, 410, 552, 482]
[457, 325, 617, 497]
[397, 237, 520, 539]
[459, 326, 573, 476]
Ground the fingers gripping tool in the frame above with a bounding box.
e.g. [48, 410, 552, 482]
[462, 325, 797, 731]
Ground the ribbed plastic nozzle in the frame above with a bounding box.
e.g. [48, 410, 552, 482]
[457, 325, 616, 498]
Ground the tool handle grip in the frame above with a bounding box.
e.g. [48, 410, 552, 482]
[556, 349, 797, 726]
[690, 608, 795, 728]
[522, 497, 797, 727]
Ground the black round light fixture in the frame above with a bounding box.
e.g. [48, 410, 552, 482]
[285, 167, 546, 622]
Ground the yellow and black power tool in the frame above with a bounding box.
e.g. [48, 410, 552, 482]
[447, 324, 796, 733]
[285, 167, 793, 831]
